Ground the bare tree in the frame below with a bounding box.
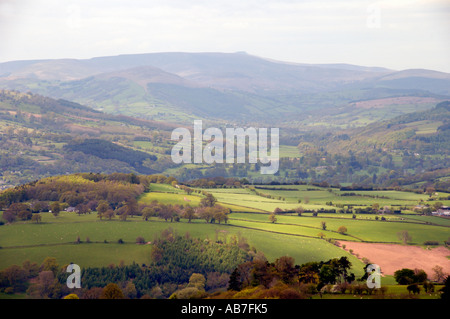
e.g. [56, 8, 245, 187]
[397, 230, 412, 245]
[432, 265, 447, 283]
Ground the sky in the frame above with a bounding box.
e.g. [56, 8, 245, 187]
[0, 0, 449, 72]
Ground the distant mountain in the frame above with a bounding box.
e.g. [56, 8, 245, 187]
[95, 66, 200, 88]
[1, 52, 449, 124]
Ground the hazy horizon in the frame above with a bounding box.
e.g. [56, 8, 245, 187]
[1, 0, 449, 73]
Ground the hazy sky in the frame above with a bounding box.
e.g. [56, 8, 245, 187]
[1, 0, 449, 72]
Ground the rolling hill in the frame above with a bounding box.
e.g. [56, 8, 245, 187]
[0, 90, 178, 188]
[1, 52, 449, 124]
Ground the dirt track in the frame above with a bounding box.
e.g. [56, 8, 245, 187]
[337, 241, 450, 278]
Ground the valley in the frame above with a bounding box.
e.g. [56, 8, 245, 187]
[0, 52, 449, 300]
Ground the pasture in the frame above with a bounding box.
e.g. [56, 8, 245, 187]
[0, 211, 366, 277]
[1, 182, 449, 287]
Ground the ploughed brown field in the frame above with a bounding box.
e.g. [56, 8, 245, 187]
[337, 241, 450, 277]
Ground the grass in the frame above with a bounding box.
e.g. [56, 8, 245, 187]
[138, 192, 202, 206]
[0, 213, 367, 276]
[0, 243, 153, 270]
[228, 212, 450, 244]
[314, 284, 444, 299]
[279, 145, 301, 158]
[1, 184, 448, 287]
[0, 208, 369, 275]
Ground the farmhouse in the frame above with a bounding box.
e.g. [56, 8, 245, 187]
[431, 207, 450, 216]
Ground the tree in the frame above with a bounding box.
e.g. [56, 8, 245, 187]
[50, 202, 61, 217]
[31, 213, 42, 224]
[294, 206, 304, 216]
[17, 209, 32, 221]
[124, 199, 139, 217]
[41, 257, 59, 276]
[96, 200, 109, 215]
[197, 207, 214, 223]
[141, 206, 154, 221]
[36, 270, 56, 298]
[228, 268, 242, 291]
[425, 186, 435, 197]
[125, 282, 137, 299]
[269, 212, 277, 223]
[188, 273, 206, 290]
[3, 203, 31, 223]
[397, 230, 412, 245]
[372, 203, 380, 212]
[82, 287, 104, 299]
[182, 205, 196, 223]
[1, 265, 27, 292]
[321, 221, 327, 230]
[275, 256, 296, 284]
[6, 203, 29, 216]
[394, 268, 416, 285]
[2, 211, 16, 223]
[200, 193, 217, 207]
[170, 287, 204, 299]
[103, 209, 115, 220]
[75, 203, 90, 215]
[432, 265, 447, 283]
[273, 207, 283, 214]
[319, 264, 336, 284]
[432, 202, 443, 211]
[337, 226, 348, 234]
[100, 283, 124, 299]
[214, 209, 228, 224]
[119, 212, 128, 222]
[414, 269, 428, 283]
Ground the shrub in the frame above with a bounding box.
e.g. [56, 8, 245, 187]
[423, 281, 435, 293]
[136, 236, 146, 244]
[423, 240, 439, 246]
[299, 283, 317, 295]
[335, 282, 350, 294]
[394, 268, 415, 284]
[351, 283, 366, 295]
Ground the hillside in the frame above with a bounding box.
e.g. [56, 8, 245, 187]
[1, 89, 449, 191]
[322, 101, 450, 155]
[1, 52, 449, 124]
[0, 90, 178, 188]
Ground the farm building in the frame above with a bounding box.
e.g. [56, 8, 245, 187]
[431, 207, 450, 216]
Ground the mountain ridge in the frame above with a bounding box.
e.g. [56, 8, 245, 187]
[1, 52, 449, 124]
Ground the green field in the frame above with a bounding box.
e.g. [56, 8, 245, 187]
[1, 183, 449, 291]
[229, 212, 450, 244]
[0, 211, 366, 277]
